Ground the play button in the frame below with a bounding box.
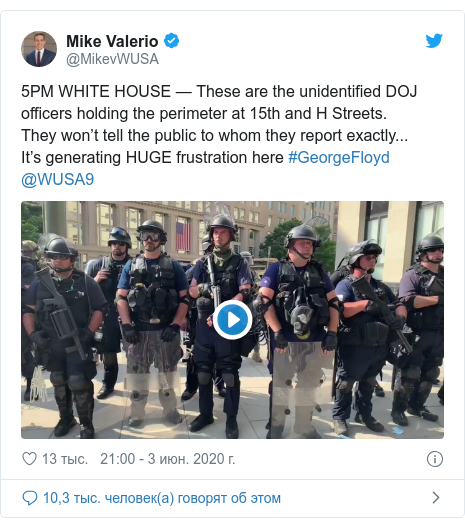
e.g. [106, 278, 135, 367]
[228, 311, 240, 328]
[213, 300, 253, 340]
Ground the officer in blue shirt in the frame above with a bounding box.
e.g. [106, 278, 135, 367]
[333, 240, 407, 436]
[259, 224, 339, 439]
[116, 220, 189, 427]
[188, 214, 253, 439]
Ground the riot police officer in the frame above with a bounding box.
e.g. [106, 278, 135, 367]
[391, 235, 444, 426]
[241, 251, 263, 363]
[189, 214, 253, 439]
[259, 224, 339, 439]
[21, 241, 40, 401]
[330, 245, 385, 398]
[333, 240, 407, 436]
[86, 227, 132, 399]
[116, 220, 189, 427]
[23, 235, 107, 438]
[182, 236, 226, 401]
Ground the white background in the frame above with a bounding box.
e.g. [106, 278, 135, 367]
[1, 1, 464, 523]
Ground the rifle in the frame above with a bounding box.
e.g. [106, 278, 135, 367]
[35, 268, 87, 361]
[206, 255, 222, 310]
[351, 276, 413, 356]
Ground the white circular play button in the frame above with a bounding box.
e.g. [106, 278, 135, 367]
[213, 300, 253, 340]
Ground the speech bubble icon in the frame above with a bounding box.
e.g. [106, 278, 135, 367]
[23, 491, 38, 506]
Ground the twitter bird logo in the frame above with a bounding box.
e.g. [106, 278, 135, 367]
[426, 34, 443, 48]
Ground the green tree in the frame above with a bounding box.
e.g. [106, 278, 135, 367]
[313, 224, 336, 272]
[21, 201, 43, 242]
[259, 219, 302, 260]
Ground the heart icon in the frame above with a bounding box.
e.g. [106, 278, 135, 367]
[22, 452, 37, 465]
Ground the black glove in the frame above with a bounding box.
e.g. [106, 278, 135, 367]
[79, 327, 95, 343]
[437, 295, 444, 306]
[364, 300, 380, 315]
[323, 330, 338, 352]
[122, 323, 140, 344]
[388, 315, 406, 330]
[197, 283, 212, 297]
[29, 330, 50, 349]
[274, 330, 289, 350]
[161, 324, 180, 343]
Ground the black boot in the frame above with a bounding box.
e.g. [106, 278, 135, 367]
[54, 384, 77, 437]
[73, 389, 95, 439]
[225, 415, 239, 439]
[374, 384, 385, 398]
[96, 385, 114, 400]
[360, 414, 385, 433]
[391, 409, 409, 427]
[181, 388, 197, 401]
[407, 406, 439, 422]
[189, 413, 214, 432]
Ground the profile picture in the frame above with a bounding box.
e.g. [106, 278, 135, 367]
[22, 31, 57, 67]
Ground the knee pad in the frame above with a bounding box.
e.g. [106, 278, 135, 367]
[104, 352, 118, 367]
[418, 380, 433, 394]
[336, 379, 354, 394]
[401, 366, 421, 380]
[424, 367, 440, 382]
[50, 371, 67, 386]
[198, 372, 212, 385]
[68, 373, 92, 392]
[222, 373, 236, 388]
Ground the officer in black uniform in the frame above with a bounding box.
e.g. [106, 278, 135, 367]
[21, 241, 40, 401]
[23, 235, 107, 438]
[188, 215, 253, 439]
[391, 235, 444, 426]
[86, 227, 132, 399]
[333, 240, 407, 436]
[182, 236, 227, 401]
[116, 220, 189, 427]
[259, 224, 339, 439]
[331, 243, 385, 398]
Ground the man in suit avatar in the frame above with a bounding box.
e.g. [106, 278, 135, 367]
[26, 33, 56, 67]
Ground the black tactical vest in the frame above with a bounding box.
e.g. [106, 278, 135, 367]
[128, 254, 178, 323]
[339, 276, 391, 346]
[275, 258, 330, 331]
[407, 263, 444, 330]
[36, 270, 91, 335]
[210, 254, 242, 301]
[99, 255, 130, 302]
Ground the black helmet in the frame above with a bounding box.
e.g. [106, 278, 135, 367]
[348, 239, 382, 266]
[136, 219, 167, 244]
[284, 224, 319, 248]
[108, 227, 132, 249]
[207, 214, 237, 241]
[44, 235, 79, 260]
[201, 234, 213, 253]
[417, 235, 444, 254]
[416, 234, 444, 263]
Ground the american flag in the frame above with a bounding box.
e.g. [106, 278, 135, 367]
[176, 221, 190, 251]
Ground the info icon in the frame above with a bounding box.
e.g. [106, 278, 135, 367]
[213, 300, 252, 340]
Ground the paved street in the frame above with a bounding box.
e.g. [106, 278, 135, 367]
[21, 344, 444, 440]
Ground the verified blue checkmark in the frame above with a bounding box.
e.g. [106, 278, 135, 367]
[164, 33, 179, 48]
